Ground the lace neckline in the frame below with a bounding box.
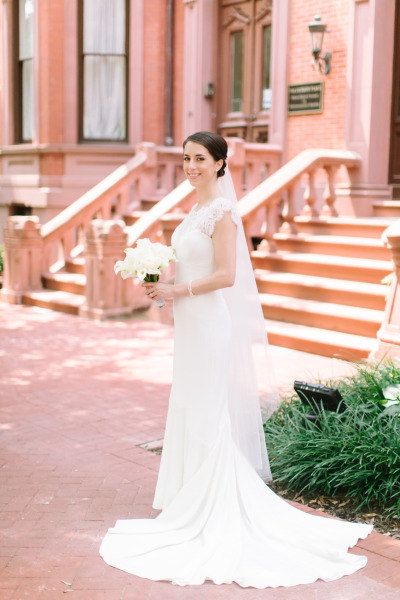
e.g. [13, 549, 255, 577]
[192, 196, 224, 213]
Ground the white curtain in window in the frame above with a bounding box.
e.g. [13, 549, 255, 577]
[83, 56, 126, 140]
[22, 60, 35, 141]
[19, 0, 35, 141]
[19, 0, 34, 59]
[83, 0, 125, 54]
[83, 0, 126, 140]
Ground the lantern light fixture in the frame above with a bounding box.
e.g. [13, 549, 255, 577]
[308, 13, 331, 75]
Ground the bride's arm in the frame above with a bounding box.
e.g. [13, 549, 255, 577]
[174, 212, 237, 297]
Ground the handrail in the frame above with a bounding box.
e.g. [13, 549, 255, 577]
[127, 179, 193, 245]
[237, 148, 361, 220]
[41, 151, 147, 243]
[125, 147, 360, 249]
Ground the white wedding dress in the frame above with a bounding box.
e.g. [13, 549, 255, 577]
[99, 197, 373, 588]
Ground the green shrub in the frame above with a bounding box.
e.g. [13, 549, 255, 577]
[0, 244, 3, 273]
[264, 361, 400, 519]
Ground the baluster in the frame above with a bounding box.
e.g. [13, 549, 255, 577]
[257, 196, 281, 252]
[61, 228, 75, 264]
[321, 165, 338, 217]
[279, 184, 298, 233]
[117, 188, 130, 217]
[301, 169, 319, 218]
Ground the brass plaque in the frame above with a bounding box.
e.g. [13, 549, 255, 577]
[288, 82, 324, 115]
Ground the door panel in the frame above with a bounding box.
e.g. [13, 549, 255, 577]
[218, 0, 272, 142]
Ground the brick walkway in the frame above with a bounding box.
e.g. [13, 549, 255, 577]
[1, 303, 400, 600]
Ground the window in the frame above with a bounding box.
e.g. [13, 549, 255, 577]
[261, 24, 271, 111]
[81, 0, 128, 141]
[230, 30, 244, 113]
[18, 0, 35, 142]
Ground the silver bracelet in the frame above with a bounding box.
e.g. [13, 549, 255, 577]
[187, 280, 195, 297]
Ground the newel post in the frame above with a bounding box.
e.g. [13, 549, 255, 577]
[1, 216, 43, 304]
[79, 219, 150, 320]
[136, 141, 157, 199]
[373, 220, 400, 360]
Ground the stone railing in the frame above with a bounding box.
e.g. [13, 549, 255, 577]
[374, 220, 400, 360]
[40, 146, 150, 273]
[1, 138, 282, 316]
[237, 148, 362, 250]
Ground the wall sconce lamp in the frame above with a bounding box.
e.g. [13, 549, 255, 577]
[308, 14, 331, 75]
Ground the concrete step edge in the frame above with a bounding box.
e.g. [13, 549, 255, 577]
[265, 319, 376, 352]
[251, 250, 392, 269]
[253, 270, 387, 296]
[259, 293, 383, 321]
[273, 233, 385, 247]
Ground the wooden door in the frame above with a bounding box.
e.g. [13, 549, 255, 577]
[389, 1, 400, 184]
[217, 0, 272, 142]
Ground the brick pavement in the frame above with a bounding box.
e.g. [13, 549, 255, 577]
[1, 303, 400, 600]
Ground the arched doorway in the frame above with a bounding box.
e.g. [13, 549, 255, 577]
[217, 0, 272, 142]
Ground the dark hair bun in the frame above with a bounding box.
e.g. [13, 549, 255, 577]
[217, 158, 227, 178]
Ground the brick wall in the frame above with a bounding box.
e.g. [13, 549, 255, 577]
[38, 0, 65, 148]
[286, 0, 350, 159]
[142, 0, 167, 144]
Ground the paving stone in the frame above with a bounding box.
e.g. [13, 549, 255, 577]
[1, 303, 399, 599]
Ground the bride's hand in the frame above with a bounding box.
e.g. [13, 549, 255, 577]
[142, 282, 175, 301]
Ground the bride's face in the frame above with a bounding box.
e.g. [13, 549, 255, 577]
[183, 141, 222, 188]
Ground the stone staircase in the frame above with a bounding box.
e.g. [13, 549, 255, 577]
[21, 195, 163, 315]
[252, 204, 399, 359]
[12, 142, 399, 360]
[21, 197, 399, 360]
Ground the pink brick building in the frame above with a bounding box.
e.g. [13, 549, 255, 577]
[0, 0, 397, 235]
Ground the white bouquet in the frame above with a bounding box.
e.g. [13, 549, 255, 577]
[114, 238, 177, 307]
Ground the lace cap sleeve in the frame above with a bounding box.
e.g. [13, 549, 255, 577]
[203, 197, 240, 237]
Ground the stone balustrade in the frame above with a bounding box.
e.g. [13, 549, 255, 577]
[374, 220, 400, 360]
[1, 139, 282, 316]
[237, 149, 361, 250]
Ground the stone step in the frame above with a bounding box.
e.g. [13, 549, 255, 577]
[42, 272, 85, 295]
[140, 197, 161, 211]
[293, 216, 394, 238]
[254, 270, 387, 310]
[22, 290, 85, 315]
[265, 319, 376, 360]
[65, 257, 85, 275]
[373, 201, 400, 217]
[251, 250, 392, 284]
[259, 293, 382, 337]
[273, 232, 389, 260]
[123, 210, 147, 226]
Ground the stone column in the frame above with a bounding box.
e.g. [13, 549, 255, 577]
[1, 216, 43, 304]
[182, 0, 217, 136]
[374, 220, 400, 360]
[79, 219, 151, 320]
[341, 0, 395, 213]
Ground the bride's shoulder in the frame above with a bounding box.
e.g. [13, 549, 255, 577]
[210, 196, 239, 221]
[203, 197, 240, 236]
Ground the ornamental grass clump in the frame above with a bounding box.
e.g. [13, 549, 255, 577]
[264, 360, 400, 520]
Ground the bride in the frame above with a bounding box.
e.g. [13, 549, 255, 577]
[99, 131, 373, 588]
